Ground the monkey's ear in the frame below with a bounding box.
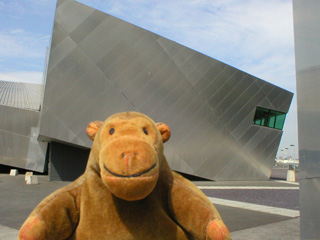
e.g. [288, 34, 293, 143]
[86, 121, 103, 141]
[156, 123, 171, 143]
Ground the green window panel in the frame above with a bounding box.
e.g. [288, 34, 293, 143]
[268, 115, 276, 128]
[275, 113, 286, 130]
[253, 107, 286, 130]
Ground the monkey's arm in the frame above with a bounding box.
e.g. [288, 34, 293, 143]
[18, 177, 84, 240]
[168, 172, 231, 240]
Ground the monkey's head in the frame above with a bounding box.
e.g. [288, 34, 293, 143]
[86, 112, 171, 201]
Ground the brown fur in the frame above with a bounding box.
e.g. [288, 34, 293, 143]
[19, 112, 231, 240]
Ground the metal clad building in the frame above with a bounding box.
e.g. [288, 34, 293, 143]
[0, 0, 293, 181]
[0, 81, 47, 171]
[293, 0, 320, 238]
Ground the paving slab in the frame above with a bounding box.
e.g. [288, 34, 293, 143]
[231, 218, 300, 240]
[193, 180, 299, 187]
[202, 188, 299, 210]
[0, 224, 18, 240]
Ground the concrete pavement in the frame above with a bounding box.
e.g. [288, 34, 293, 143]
[0, 174, 300, 239]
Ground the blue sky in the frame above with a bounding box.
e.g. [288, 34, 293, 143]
[0, 0, 297, 158]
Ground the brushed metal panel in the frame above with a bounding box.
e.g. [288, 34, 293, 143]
[256, 98, 273, 111]
[45, 52, 90, 108]
[186, 127, 218, 164]
[63, 81, 133, 131]
[56, 0, 65, 8]
[56, 0, 79, 25]
[50, 82, 88, 119]
[267, 87, 283, 104]
[182, 52, 209, 82]
[171, 47, 192, 68]
[193, 61, 227, 93]
[0, 130, 30, 168]
[55, 46, 87, 74]
[48, 36, 77, 71]
[223, 85, 261, 133]
[0, 81, 42, 110]
[0, 105, 46, 171]
[146, 75, 189, 118]
[98, 42, 133, 78]
[177, 106, 213, 152]
[165, 145, 195, 175]
[120, 62, 158, 100]
[238, 126, 261, 146]
[271, 91, 292, 111]
[260, 133, 281, 164]
[70, 10, 107, 44]
[278, 95, 294, 113]
[0, 106, 39, 136]
[250, 131, 281, 160]
[157, 38, 215, 86]
[200, 65, 236, 101]
[194, 131, 229, 174]
[191, 130, 226, 171]
[118, 52, 169, 96]
[258, 81, 275, 97]
[150, 81, 211, 124]
[58, 1, 94, 34]
[299, 178, 320, 240]
[123, 42, 166, 90]
[230, 109, 257, 139]
[156, 37, 183, 59]
[205, 148, 247, 180]
[294, 0, 320, 232]
[208, 71, 244, 115]
[218, 75, 255, 122]
[26, 127, 48, 171]
[255, 132, 281, 166]
[139, 71, 184, 114]
[212, 72, 247, 113]
[169, 101, 209, 161]
[79, 17, 127, 63]
[241, 128, 270, 161]
[50, 23, 69, 51]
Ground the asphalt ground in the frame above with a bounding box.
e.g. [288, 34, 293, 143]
[0, 168, 300, 240]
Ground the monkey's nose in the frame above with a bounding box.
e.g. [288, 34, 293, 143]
[122, 152, 137, 171]
[121, 152, 137, 159]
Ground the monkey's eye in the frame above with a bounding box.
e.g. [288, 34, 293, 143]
[109, 128, 115, 135]
[143, 127, 148, 135]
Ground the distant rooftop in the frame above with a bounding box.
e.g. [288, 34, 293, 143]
[0, 80, 43, 111]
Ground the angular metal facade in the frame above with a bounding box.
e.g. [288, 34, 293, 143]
[0, 81, 47, 172]
[35, 0, 293, 180]
[293, 0, 320, 238]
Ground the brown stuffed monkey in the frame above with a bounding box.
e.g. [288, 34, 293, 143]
[19, 112, 231, 240]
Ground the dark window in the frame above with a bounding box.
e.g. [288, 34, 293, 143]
[253, 107, 286, 130]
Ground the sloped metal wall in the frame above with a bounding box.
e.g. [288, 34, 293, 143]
[39, 0, 293, 180]
[293, 0, 320, 238]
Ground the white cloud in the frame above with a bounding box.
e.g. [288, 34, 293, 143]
[0, 71, 43, 84]
[0, 0, 55, 19]
[0, 30, 50, 59]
